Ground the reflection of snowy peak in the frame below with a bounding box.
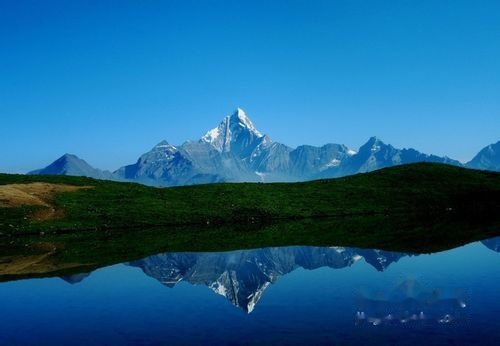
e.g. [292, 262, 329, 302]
[59, 273, 91, 284]
[128, 246, 409, 312]
[355, 248, 410, 272]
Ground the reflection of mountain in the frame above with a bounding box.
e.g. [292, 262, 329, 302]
[59, 273, 91, 284]
[481, 236, 500, 252]
[128, 246, 410, 312]
[355, 249, 409, 272]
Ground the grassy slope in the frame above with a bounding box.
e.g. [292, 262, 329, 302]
[1, 162, 499, 234]
[1, 163, 500, 281]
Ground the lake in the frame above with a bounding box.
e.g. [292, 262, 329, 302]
[1, 237, 500, 345]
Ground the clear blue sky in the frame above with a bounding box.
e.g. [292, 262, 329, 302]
[1, 0, 499, 173]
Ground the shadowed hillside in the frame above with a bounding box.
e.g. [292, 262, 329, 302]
[0, 163, 499, 234]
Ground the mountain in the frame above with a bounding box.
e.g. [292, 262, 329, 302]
[128, 246, 410, 313]
[481, 236, 500, 253]
[113, 109, 265, 185]
[200, 107, 264, 157]
[29, 154, 114, 180]
[466, 140, 500, 171]
[59, 273, 91, 284]
[113, 108, 460, 185]
[30, 108, 499, 186]
[113, 141, 200, 186]
[317, 137, 461, 178]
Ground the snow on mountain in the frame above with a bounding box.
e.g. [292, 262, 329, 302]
[201, 108, 263, 156]
[127, 245, 410, 312]
[29, 108, 498, 186]
[317, 136, 462, 179]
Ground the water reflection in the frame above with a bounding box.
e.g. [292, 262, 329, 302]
[355, 279, 468, 326]
[126, 246, 412, 312]
[59, 273, 91, 284]
[1, 236, 500, 344]
[482, 236, 500, 252]
[53, 238, 500, 313]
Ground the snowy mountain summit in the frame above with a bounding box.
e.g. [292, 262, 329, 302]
[30, 107, 498, 186]
[201, 108, 264, 155]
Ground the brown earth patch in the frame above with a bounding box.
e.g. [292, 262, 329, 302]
[0, 242, 92, 278]
[0, 253, 89, 276]
[0, 183, 92, 220]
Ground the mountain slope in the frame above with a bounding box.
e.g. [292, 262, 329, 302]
[113, 141, 199, 186]
[481, 236, 500, 253]
[467, 141, 500, 171]
[290, 143, 355, 178]
[28, 154, 113, 180]
[113, 109, 267, 185]
[318, 137, 461, 178]
[27, 109, 498, 186]
[112, 109, 469, 185]
[200, 107, 264, 158]
[3, 163, 500, 234]
[128, 246, 409, 312]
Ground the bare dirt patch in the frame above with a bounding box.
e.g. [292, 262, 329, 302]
[0, 183, 92, 220]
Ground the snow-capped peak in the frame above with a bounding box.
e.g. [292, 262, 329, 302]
[359, 136, 385, 153]
[234, 107, 246, 118]
[201, 108, 263, 153]
[231, 107, 262, 137]
[153, 140, 177, 151]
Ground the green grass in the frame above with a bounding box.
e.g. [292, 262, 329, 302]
[1, 163, 500, 281]
[1, 162, 500, 234]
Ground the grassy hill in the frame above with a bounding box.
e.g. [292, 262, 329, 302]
[0, 163, 499, 234]
[1, 162, 500, 281]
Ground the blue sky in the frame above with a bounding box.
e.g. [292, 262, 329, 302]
[1, 0, 499, 173]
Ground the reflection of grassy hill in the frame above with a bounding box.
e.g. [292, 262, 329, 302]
[1, 214, 499, 282]
[1, 163, 499, 234]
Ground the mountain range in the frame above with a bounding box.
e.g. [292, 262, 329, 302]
[127, 246, 412, 313]
[29, 108, 500, 186]
[62, 238, 499, 313]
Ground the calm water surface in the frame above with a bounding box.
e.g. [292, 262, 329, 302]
[2, 237, 500, 345]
